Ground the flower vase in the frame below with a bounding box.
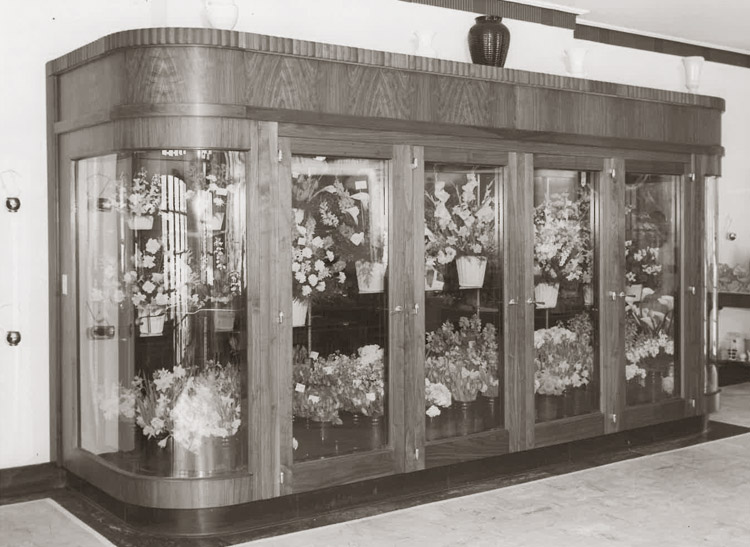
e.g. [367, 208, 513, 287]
[140, 437, 172, 476]
[456, 256, 487, 289]
[309, 420, 335, 456]
[564, 387, 589, 417]
[535, 394, 563, 422]
[645, 370, 663, 403]
[480, 395, 500, 429]
[207, 212, 225, 231]
[128, 215, 154, 231]
[139, 314, 165, 337]
[172, 436, 238, 478]
[534, 283, 560, 309]
[454, 400, 481, 436]
[626, 378, 649, 406]
[583, 284, 594, 306]
[292, 299, 309, 327]
[468, 15, 511, 67]
[426, 414, 441, 441]
[368, 416, 384, 450]
[424, 266, 445, 291]
[213, 309, 235, 332]
[355, 260, 386, 294]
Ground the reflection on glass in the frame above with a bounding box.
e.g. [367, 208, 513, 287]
[423, 164, 503, 441]
[624, 174, 679, 405]
[532, 170, 598, 423]
[291, 155, 389, 461]
[77, 150, 247, 477]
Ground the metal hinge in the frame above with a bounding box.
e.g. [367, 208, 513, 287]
[415, 448, 419, 460]
[278, 149, 283, 162]
[280, 471, 284, 484]
[278, 311, 284, 324]
[411, 157, 419, 169]
[611, 413, 617, 424]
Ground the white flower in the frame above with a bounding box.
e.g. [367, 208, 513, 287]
[142, 281, 156, 294]
[308, 274, 319, 286]
[154, 292, 170, 307]
[124, 271, 137, 283]
[141, 255, 156, 268]
[145, 238, 161, 254]
[366, 392, 376, 402]
[338, 272, 346, 283]
[314, 260, 326, 272]
[293, 437, 299, 450]
[302, 247, 313, 258]
[426, 405, 441, 418]
[302, 285, 312, 296]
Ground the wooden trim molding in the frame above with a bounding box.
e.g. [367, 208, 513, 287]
[575, 25, 750, 70]
[46, 28, 724, 112]
[398, 0, 577, 29]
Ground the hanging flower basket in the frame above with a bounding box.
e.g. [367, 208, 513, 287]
[207, 212, 225, 231]
[139, 314, 165, 336]
[213, 309, 236, 332]
[424, 266, 445, 292]
[128, 215, 154, 231]
[355, 260, 386, 294]
[456, 256, 487, 289]
[534, 282, 560, 309]
[292, 299, 309, 327]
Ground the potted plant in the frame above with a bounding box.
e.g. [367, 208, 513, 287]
[339, 344, 386, 420]
[116, 168, 162, 230]
[125, 238, 171, 336]
[425, 174, 496, 289]
[533, 192, 590, 309]
[292, 208, 347, 326]
[424, 378, 452, 440]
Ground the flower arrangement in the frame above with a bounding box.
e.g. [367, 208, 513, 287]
[125, 238, 170, 318]
[425, 378, 452, 417]
[339, 345, 386, 417]
[625, 292, 674, 374]
[717, 263, 750, 293]
[116, 168, 162, 217]
[292, 209, 346, 301]
[127, 361, 241, 452]
[625, 240, 663, 289]
[425, 174, 496, 260]
[533, 192, 590, 285]
[425, 314, 499, 402]
[533, 314, 593, 396]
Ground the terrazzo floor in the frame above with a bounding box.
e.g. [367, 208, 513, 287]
[2, 383, 748, 546]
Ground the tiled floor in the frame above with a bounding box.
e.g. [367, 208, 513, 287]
[2, 383, 748, 546]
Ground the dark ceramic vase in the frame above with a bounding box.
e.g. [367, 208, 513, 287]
[468, 15, 511, 67]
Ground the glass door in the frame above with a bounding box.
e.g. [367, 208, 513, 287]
[532, 170, 599, 423]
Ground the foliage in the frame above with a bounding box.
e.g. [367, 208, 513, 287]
[625, 240, 663, 288]
[425, 314, 499, 402]
[116, 168, 162, 217]
[125, 238, 171, 317]
[717, 263, 750, 293]
[425, 378, 452, 417]
[292, 209, 346, 301]
[425, 173, 496, 260]
[625, 290, 675, 373]
[533, 313, 593, 396]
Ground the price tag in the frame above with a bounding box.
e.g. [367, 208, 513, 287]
[297, 237, 306, 245]
[355, 180, 368, 190]
[309, 351, 319, 360]
[295, 383, 306, 393]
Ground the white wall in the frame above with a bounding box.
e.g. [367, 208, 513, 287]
[1, 0, 748, 469]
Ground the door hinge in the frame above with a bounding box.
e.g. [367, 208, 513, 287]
[278, 311, 284, 324]
[280, 471, 284, 484]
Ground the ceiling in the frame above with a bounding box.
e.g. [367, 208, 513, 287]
[537, 0, 750, 54]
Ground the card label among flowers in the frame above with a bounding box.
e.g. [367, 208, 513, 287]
[295, 383, 306, 393]
[355, 180, 368, 190]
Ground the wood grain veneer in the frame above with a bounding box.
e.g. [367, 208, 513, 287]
[425, 429, 510, 468]
[291, 450, 395, 493]
[621, 399, 687, 430]
[534, 413, 605, 448]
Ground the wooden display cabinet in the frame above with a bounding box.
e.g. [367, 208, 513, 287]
[47, 28, 722, 510]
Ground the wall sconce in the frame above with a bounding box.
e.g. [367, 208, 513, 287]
[1, 170, 22, 213]
[682, 56, 704, 93]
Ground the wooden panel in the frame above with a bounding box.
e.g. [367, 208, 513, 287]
[600, 159, 625, 434]
[244, 54, 320, 112]
[114, 117, 251, 150]
[66, 450, 252, 509]
[425, 430, 510, 468]
[125, 47, 245, 105]
[406, 146, 425, 472]
[625, 159, 686, 175]
[682, 157, 707, 415]
[534, 413, 605, 448]
[504, 152, 534, 451]
[113, 102, 247, 120]
[390, 145, 410, 473]
[58, 53, 123, 122]
[248, 121, 282, 500]
[621, 399, 688, 430]
[287, 138, 392, 159]
[291, 451, 395, 493]
[424, 147, 508, 165]
[534, 154, 604, 171]
[277, 137, 294, 495]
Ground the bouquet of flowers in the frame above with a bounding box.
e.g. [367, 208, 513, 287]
[116, 168, 162, 217]
[338, 345, 386, 418]
[425, 378, 452, 417]
[425, 174, 496, 260]
[292, 347, 343, 424]
[125, 238, 171, 318]
[292, 209, 346, 302]
[534, 315, 593, 396]
[625, 292, 674, 374]
[625, 240, 663, 289]
[425, 314, 499, 402]
[126, 362, 241, 453]
[534, 193, 590, 285]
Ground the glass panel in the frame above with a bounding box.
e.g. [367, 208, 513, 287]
[423, 163, 503, 440]
[77, 150, 248, 477]
[532, 170, 598, 423]
[624, 174, 680, 405]
[291, 155, 389, 461]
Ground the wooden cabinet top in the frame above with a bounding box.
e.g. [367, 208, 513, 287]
[47, 28, 724, 154]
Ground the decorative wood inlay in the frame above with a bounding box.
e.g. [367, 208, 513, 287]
[398, 0, 578, 29]
[46, 28, 725, 111]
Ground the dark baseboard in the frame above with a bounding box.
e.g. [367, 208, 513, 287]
[0, 462, 67, 503]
